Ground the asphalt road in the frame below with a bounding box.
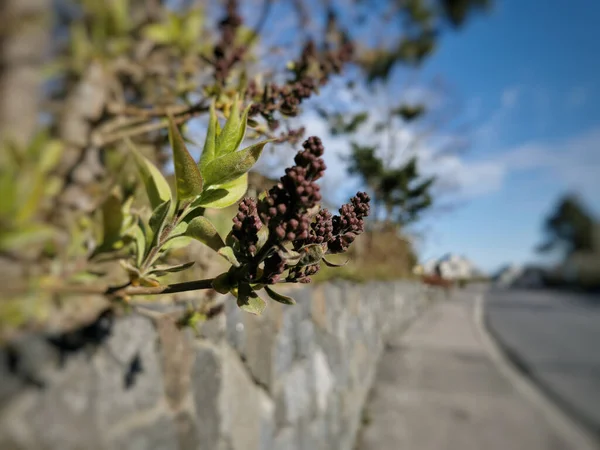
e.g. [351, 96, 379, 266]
[485, 288, 600, 440]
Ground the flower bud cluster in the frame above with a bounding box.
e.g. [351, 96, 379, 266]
[231, 197, 262, 258]
[286, 263, 320, 284]
[246, 39, 355, 122]
[229, 137, 370, 287]
[213, 0, 246, 85]
[328, 192, 371, 253]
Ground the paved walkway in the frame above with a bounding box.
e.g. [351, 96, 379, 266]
[356, 291, 587, 450]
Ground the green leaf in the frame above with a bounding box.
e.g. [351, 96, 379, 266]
[182, 8, 204, 46]
[127, 140, 172, 209]
[149, 200, 172, 238]
[237, 283, 266, 315]
[148, 261, 195, 277]
[298, 244, 325, 267]
[212, 272, 233, 294]
[278, 248, 302, 266]
[199, 102, 218, 169]
[185, 216, 225, 252]
[169, 117, 203, 201]
[217, 246, 240, 267]
[264, 286, 296, 305]
[202, 140, 270, 187]
[101, 191, 124, 245]
[216, 95, 243, 156]
[256, 225, 269, 252]
[322, 257, 349, 267]
[130, 222, 146, 266]
[195, 173, 248, 209]
[0, 224, 56, 252]
[38, 140, 63, 173]
[143, 23, 173, 44]
[161, 235, 193, 251]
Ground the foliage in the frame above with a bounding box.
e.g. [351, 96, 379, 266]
[0, 0, 489, 335]
[537, 194, 597, 258]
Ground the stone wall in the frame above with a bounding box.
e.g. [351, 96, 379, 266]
[0, 281, 434, 450]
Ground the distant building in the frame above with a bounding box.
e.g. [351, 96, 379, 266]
[420, 254, 482, 280]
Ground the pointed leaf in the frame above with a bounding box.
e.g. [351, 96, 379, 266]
[127, 139, 172, 209]
[130, 222, 146, 266]
[203, 140, 270, 187]
[277, 247, 302, 266]
[199, 102, 218, 168]
[195, 173, 248, 209]
[101, 191, 124, 245]
[218, 246, 240, 267]
[161, 236, 193, 251]
[237, 283, 266, 315]
[216, 95, 243, 155]
[149, 200, 172, 237]
[148, 261, 195, 277]
[185, 216, 225, 251]
[169, 116, 203, 201]
[256, 225, 269, 252]
[322, 257, 349, 267]
[264, 286, 296, 305]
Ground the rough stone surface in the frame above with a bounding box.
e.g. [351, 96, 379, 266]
[0, 281, 433, 449]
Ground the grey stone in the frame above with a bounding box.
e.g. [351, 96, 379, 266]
[93, 316, 164, 431]
[274, 362, 314, 426]
[220, 346, 272, 450]
[273, 427, 299, 450]
[108, 414, 178, 450]
[296, 320, 315, 360]
[191, 342, 222, 450]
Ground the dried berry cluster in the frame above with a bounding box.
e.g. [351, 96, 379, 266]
[229, 136, 370, 286]
[247, 39, 355, 125]
[213, 0, 246, 85]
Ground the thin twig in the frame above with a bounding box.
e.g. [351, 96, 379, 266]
[2, 278, 216, 299]
[92, 107, 208, 147]
[106, 102, 193, 118]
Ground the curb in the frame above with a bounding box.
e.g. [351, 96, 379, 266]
[474, 294, 599, 450]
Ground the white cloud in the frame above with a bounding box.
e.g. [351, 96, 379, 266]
[501, 86, 520, 108]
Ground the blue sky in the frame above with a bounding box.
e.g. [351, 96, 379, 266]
[404, 0, 600, 272]
[188, 0, 600, 274]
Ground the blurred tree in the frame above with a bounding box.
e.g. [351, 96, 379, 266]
[537, 194, 596, 258]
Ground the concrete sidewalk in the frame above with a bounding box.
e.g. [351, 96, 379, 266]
[355, 292, 580, 450]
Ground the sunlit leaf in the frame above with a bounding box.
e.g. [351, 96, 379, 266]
[218, 246, 240, 267]
[185, 216, 225, 251]
[202, 140, 270, 187]
[264, 286, 296, 305]
[237, 283, 266, 315]
[216, 95, 242, 156]
[194, 173, 248, 209]
[169, 117, 203, 201]
[127, 139, 172, 209]
[199, 102, 218, 168]
[142, 23, 173, 44]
